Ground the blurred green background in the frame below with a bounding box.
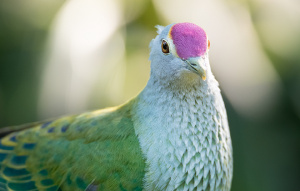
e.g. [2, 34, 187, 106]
[0, 0, 299, 190]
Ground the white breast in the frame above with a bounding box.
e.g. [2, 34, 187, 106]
[132, 78, 233, 191]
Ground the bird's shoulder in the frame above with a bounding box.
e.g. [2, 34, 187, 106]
[2, 99, 137, 141]
[0, 99, 145, 191]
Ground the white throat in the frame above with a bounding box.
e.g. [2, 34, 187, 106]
[132, 74, 233, 191]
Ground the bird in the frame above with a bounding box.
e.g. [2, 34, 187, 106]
[0, 22, 233, 191]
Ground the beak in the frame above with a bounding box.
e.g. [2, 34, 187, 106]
[185, 57, 207, 81]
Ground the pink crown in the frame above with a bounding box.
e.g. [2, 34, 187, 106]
[170, 23, 208, 60]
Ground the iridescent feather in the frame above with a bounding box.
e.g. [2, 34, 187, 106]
[0, 101, 145, 191]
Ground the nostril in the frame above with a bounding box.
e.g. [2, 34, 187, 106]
[191, 63, 197, 67]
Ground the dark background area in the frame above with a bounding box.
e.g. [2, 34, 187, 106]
[0, 0, 299, 190]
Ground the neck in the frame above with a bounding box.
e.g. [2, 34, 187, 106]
[142, 70, 219, 103]
[131, 72, 232, 190]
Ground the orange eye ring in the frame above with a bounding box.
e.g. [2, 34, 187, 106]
[207, 39, 210, 50]
[161, 40, 170, 54]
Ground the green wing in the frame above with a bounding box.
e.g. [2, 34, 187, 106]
[0, 102, 145, 191]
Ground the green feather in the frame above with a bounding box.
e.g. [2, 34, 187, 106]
[0, 100, 145, 191]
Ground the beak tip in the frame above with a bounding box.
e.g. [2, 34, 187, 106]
[201, 73, 207, 81]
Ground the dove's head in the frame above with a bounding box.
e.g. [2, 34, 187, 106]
[149, 23, 211, 87]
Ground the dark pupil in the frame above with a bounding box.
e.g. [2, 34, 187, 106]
[163, 42, 168, 50]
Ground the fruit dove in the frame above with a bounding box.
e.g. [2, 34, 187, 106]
[0, 23, 233, 191]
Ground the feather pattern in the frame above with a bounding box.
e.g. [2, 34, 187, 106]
[132, 73, 233, 191]
[0, 102, 145, 191]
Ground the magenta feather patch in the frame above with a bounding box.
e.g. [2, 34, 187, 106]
[170, 23, 208, 60]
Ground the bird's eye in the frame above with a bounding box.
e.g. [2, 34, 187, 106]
[161, 40, 169, 54]
[207, 40, 210, 50]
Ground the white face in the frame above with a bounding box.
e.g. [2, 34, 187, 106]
[148, 24, 210, 87]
